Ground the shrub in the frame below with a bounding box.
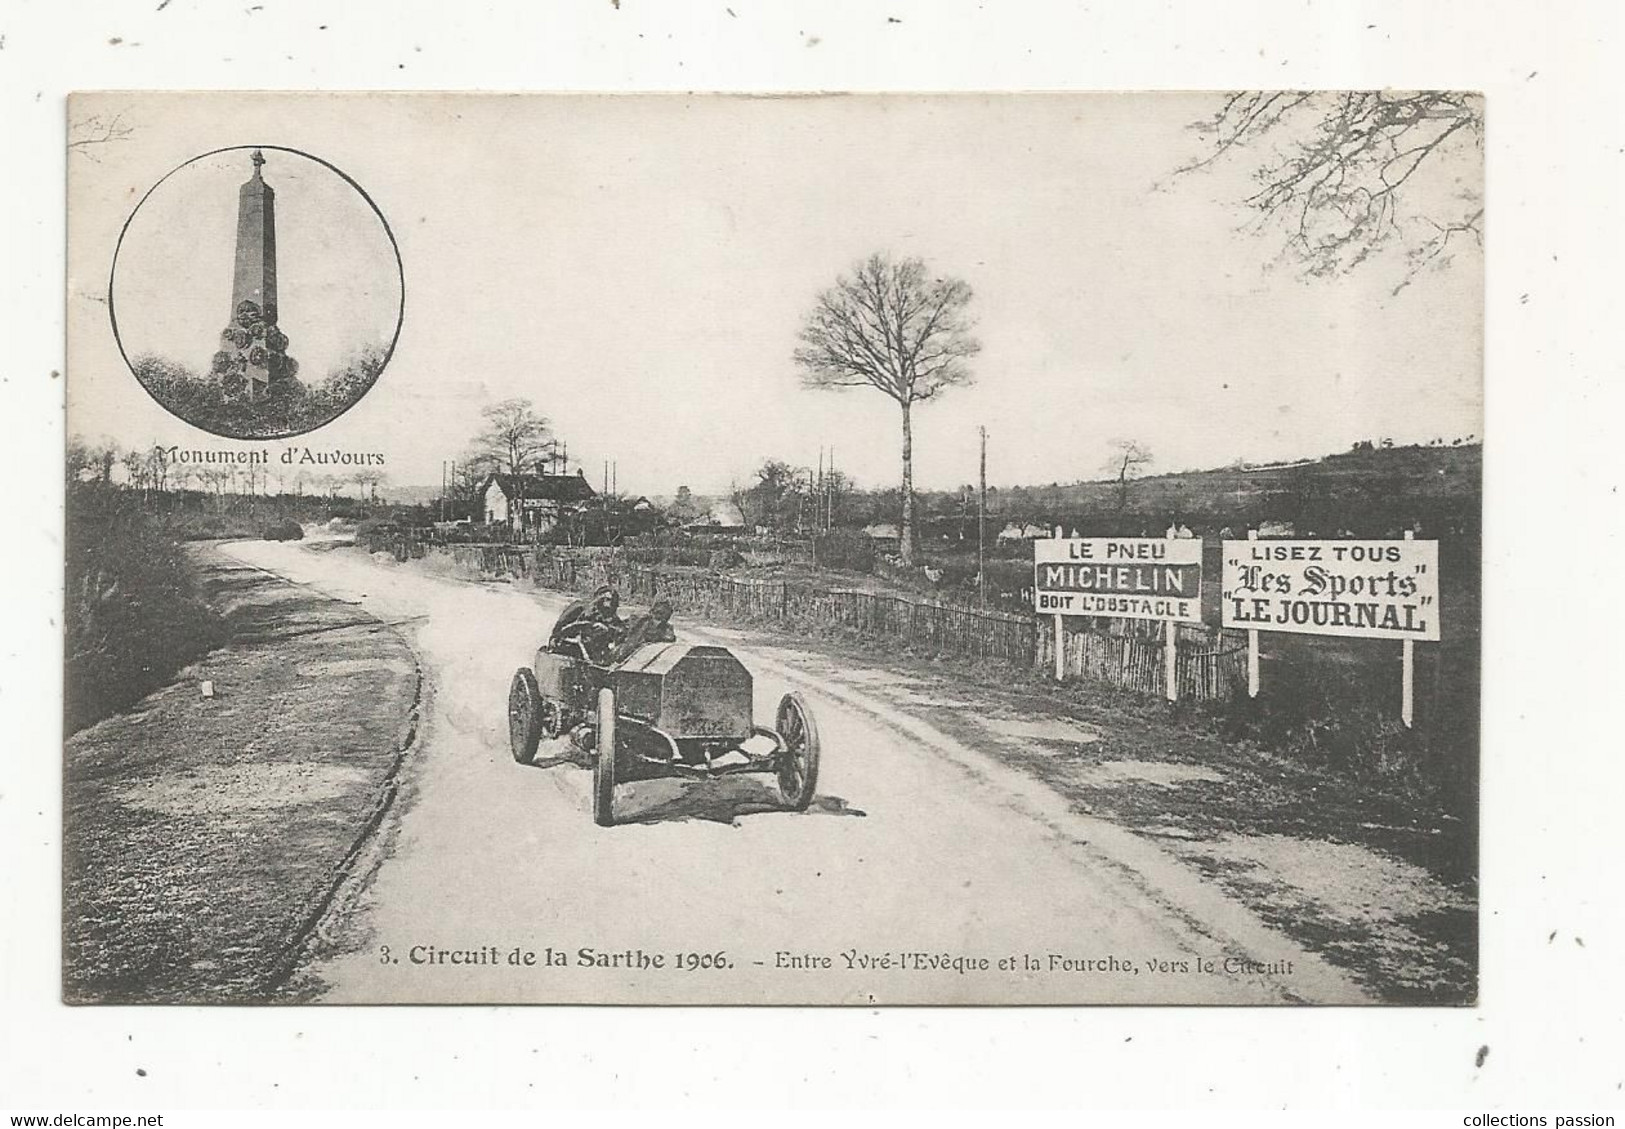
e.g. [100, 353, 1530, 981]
[66, 485, 227, 732]
[131, 348, 386, 441]
[616, 545, 717, 567]
[1215, 644, 1468, 813]
[814, 528, 875, 573]
[165, 512, 265, 541]
[261, 519, 305, 541]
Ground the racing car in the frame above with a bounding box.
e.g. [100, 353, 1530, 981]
[507, 634, 820, 827]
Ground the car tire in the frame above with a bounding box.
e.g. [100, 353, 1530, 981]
[593, 687, 617, 826]
[775, 692, 820, 812]
[508, 668, 544, 765]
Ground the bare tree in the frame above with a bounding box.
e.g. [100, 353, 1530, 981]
[463, 398, 557, 536]
[467, 398, 556, 480]
[1104, 439, 1153, 512]
[794, 252, 980, 564]
[194, 465, 230, 511]
[1178, 91, 1483, 289]
[120, 449, 147, 491]
[143, 446, 169, 493]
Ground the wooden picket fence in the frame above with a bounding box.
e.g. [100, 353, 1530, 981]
[1036, 621, 1247, 701]
[444, 542, 533, 576]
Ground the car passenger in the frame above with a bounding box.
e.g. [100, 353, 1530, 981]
[610, 598, 676, 665]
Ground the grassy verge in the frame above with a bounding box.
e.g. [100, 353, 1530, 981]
[66, 485, 228, 733]
[62, 546, 419, 1004]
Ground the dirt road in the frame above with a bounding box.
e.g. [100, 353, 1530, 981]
[221, 539, 1368, 1004]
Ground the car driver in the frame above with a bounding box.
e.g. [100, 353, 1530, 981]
[548, 584, 627, 664]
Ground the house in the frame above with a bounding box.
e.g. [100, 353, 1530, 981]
[863, 522, 901, 553]
[996, 522, 1051, 544]
[684, 500, 746, 531]
[481, 471, 595, 534]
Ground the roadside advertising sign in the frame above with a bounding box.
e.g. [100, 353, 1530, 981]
[1221, 539, 1441, 642]
[1034, 538, 1204, 623]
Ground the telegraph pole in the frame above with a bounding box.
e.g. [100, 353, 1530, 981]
[978, 426, 987, 608]
[827, 446, 836, 530]
[816, 447, 824, 533]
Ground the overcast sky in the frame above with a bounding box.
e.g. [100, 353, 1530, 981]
[68, 92, 1483, 497]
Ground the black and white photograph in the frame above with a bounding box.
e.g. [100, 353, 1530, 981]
[7, 0, 1625, 1118]
[63, 90, 1484, 1007]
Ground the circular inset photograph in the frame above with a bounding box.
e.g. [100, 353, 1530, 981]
[110, 145, 403, 440]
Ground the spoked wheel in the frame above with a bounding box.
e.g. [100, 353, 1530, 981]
[592, 687, 618, 827]
[508, 668, 543, 765]
[774, 692, 820, 812]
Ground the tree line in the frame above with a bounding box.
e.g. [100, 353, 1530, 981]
[67, 436, 387, 503]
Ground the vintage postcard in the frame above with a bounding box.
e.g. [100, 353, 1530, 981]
[64, 91, 1482, 1005]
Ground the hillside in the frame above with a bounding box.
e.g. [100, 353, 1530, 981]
[952, 443, 1481, 537]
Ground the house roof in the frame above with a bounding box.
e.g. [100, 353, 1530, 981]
[485, 472, 596, 503]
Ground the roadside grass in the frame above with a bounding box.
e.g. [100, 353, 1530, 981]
[62, 548, 419, 1004]
[66, 485, 228, 733]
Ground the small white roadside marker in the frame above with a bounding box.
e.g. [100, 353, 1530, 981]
[201, 680, 215, 698]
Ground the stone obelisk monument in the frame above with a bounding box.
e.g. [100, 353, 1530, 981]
[211, 149, 296, 401]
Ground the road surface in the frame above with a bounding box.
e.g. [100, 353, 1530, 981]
[222, 539, 1367, 1004]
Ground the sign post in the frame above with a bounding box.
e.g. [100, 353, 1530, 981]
[1246, 530, 1260, 698]
[1164, 620, 1177, 702]
[1401, 530, 1416, 727]
[1034, 536, 1204, 700]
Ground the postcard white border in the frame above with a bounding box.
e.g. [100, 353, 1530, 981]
[4, 0, 1622, 1113]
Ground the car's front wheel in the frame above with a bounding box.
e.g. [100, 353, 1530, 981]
[593, 687, 618, 826]
[774, 692, 820, 811]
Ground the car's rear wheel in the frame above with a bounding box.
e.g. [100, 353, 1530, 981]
[508, 668, 543, 765]
[775, 692, 820, 812]
[593, 687, 618, 826]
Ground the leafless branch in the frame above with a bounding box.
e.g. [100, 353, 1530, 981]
[1177, 91, 1483, 284]
[68, 112, 135, 161]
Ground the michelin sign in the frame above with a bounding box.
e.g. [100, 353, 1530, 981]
[1034, 538, 1204, 623]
